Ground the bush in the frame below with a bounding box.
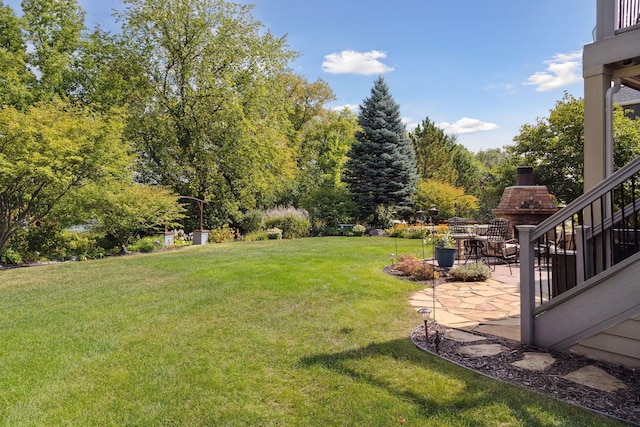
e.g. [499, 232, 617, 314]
[239, 210, 264, 234]
[449, 262, 491, 282]
[352, 224, 366, 236]
[1, 247, 23, 265]
[394, 254, 438, 280]
[388, 226, 426, 239]
[266, 228, 283, 240]
[128, 236, 160, 253]
[209, 226, 236, 243]
[263, 207, 310, 239]
[300, 187, 357, 231]
[243, 231, 269, 241]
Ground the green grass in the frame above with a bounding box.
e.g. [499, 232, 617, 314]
[0, 237, 623, 426]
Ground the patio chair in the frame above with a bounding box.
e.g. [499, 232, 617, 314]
[481, 218, 519, 274]
[448, 217, 474, 261]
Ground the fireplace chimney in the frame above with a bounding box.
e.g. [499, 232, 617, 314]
[516, 166, 534, 186]
[493, 166, 558, 238]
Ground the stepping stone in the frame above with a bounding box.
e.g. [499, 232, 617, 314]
[562, 365, 627, 392]
[444, 329, 487, 343]
[511, 352, 556, 371]
[457, 344, 506, 357]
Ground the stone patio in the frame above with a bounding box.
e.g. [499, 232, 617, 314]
[409, 262, 627, 393]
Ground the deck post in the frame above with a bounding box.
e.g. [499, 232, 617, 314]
[517, 225, 536, 345]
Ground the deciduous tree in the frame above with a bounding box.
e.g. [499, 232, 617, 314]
[118, 0, 298, 227]
[0, 100, 132, 253]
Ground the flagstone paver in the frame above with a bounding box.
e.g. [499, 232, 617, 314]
[511, 352, 556, 371]
[408, 263, 521, 342]
[444, 329, 487, 343]
[457, 344, 506, 357]
[562, 365, 627, 392]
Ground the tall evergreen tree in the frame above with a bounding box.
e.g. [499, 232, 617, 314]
[343, 76, 418, 221]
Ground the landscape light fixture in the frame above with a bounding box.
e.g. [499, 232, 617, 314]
[428, 205, 439, 226]
[417, 307, 432, 341]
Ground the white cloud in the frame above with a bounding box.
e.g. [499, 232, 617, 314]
[437, 117, 499, 135]
[402, 117, 419, 132]
[525, 51, 582, 92]
[322, 50, 394, 75]
[484, 83, 517, 95]
[331, 103, 360, 113]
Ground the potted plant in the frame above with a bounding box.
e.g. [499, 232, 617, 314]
[433, 229, 457, 268]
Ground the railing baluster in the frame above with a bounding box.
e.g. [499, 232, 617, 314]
[527, 155, 640, 307]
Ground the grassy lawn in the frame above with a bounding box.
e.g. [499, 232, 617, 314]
[0, 237, 623, 426]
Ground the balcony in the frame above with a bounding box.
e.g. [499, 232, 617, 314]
[585, 0, 640, 91]
[594, 0, 640, 40]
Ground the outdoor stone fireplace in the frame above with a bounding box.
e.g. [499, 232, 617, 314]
[492, 166, 559, 238]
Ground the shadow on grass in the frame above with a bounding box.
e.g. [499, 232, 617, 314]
[299, 338, 611, 426]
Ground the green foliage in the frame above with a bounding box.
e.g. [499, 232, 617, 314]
[128, 236, 159, 253]
[238, 210, 264, 235]
[0, 4, 34, 109]
[266, 227, 283, 240]
[209, 226, 236, 244]
[118, 0, 299, 226]
[79, 182, 185, 252]
[352, 224, 366, 236]
[0, 247, 23, 265]
[509, 92, 583, 204]
[450, 262, 492, 282]
[433, 230, 455, 249]
[414, 179, 479, 220]
[0, 100, 133, 254]
[301, 186, 357, 234]
[21, 0, 85, 100]
[388, 226, 427, 239]
[262, 207, 310, 239]
[343, 76, 418, 219]
[243, 231, 269, 241]
[411, 117, 459, 184]
[472, 148, 511, 222]
[282, 105, 358, 205]
[373, 204, 395, 229]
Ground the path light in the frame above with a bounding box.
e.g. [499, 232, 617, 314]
[428, 205, 439, 226]
[417, 307, 432, 341]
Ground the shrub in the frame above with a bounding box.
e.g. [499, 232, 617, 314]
[449, 262, 491, 282]
[300, 187, 357, 231]
[128, 236, 159, 253]
[209, 226, 236, 243]
[394, 254, 438, 280]
[243, 231, 269, 241]
[1, 247, 23, 265]
[239, 210, 264, 234]
[263, 207, 310, 239]
[266, 228, 283, 240]
[352, 224, 366, 236]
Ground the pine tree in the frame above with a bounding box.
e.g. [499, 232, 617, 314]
[343, 76, 418, 223]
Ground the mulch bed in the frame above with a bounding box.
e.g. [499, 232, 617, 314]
[411, 323, 640, 425]
[391, 261, 640, 425]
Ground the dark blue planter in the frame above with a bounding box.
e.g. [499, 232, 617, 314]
[436, 247, 457, 268]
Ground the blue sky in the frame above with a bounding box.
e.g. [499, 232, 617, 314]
[5, 0, 597, 152]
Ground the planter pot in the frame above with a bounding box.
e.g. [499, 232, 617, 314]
[436, 247, 457, 268]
